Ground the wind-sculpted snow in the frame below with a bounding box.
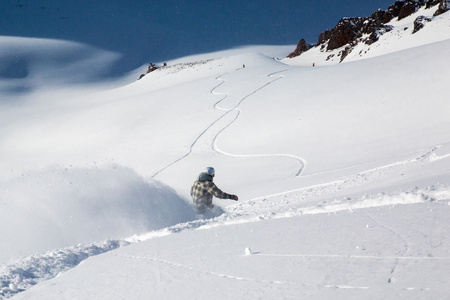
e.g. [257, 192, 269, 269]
[0, 165, 198, 264]
[0, 36, 120, 94]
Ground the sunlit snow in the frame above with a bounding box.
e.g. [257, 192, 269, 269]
[1, 5, 450, 300]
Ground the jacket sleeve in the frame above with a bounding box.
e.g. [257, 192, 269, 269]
[207, 182, 234, 199]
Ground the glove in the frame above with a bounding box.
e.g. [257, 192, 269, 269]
[232, 195, 238, 201]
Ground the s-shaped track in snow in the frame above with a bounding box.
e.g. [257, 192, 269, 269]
[210, 69, 306, 177]
[152, 67, 305, 178]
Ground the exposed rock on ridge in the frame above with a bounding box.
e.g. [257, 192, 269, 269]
[434, 0, 450, 15]
[287, 0, 448, 62]
[286, 39, 313, 58]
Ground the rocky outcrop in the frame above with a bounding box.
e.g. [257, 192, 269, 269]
[326, 18, 365, 50]
[413, 15, 433, 33]
[317, 30, 332, 47]
[287, 0, 444, 61]
[324, 17, 393, 51]
[398, 1, 423, 19]
[138, 62, 165, 80]
[426, 0, 441, 8]
[434, 0, 450, 15]
[287, 39, 313, 58]
[380, 0, 427, 22]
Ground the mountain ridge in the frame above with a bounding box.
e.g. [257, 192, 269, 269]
[287, 0, 449, 63]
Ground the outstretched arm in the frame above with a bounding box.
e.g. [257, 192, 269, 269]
[208, 182, 238, 201]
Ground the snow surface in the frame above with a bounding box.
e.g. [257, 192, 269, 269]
[1, 4, 450, 300]
[285, 7, 450, 66]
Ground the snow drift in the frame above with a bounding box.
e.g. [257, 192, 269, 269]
[0, 165, 197, 264]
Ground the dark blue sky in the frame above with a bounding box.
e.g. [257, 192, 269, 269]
[1, 0, 395, 74]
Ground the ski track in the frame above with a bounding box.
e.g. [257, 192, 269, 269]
[364, 214, 410, 284]
[2, 175, 449, 299]
[152, 67, 305, 178]
[110, 253, 297, 286]
[110, 251, 448, 293]
[232, 145, 445, 214]
[211, 69, 305, 177]
[4, 66, 450, 298]
[2, 143, 449, 298]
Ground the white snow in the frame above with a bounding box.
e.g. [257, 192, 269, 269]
[1, 3, 450, 300]
[285, 7, 450, 66]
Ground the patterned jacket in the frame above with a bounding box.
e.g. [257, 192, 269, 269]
[190, 172, 235, 209]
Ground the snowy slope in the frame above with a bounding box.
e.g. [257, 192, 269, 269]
[10, 197, 450, 299]
[285, 6, 450, 66]
[1, 3, 450, 300]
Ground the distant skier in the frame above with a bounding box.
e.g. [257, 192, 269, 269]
[190, 167, 238, 213]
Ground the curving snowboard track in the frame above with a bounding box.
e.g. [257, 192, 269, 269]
[211, 69, 306, 176]
[152, 67, 306, 178]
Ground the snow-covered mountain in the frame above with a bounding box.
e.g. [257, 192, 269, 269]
[1, 1, 450, 299]
[286, 0, 450, 65]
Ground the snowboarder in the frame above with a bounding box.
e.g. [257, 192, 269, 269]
[190, 167, 238, 213]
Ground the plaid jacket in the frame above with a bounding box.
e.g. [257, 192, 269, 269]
[190, 173, 234, 208]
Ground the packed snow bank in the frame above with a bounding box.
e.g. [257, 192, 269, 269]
[0, 165, 197, 264]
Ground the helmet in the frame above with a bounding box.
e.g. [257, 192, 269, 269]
[206, 167, 215, 176]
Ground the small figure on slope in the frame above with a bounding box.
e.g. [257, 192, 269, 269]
[190, 167, 238, 213]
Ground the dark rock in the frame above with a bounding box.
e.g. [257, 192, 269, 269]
[146, 63, 159, 74]
[316, 15, 394, 52]
[370, 9, 386, 23]
[326, 17, 367, 50]
[287, 39, 313, 58]
[137, 63, 161, 80]
[398, 2, 421, 19]
[413, 15, 433, 33]
[317, 30, 332, 46]
[324, 17, 393, 50]
[339, 46, 353, 63]
[434, 0, 450, 15]
[383, 0, 426, 22]
[383, 1, 404, 22]
[360, 18, 385, 34]
[364, 24, 393, 45]
[426, 0, 441, 9]
[290, 0, 439, 64]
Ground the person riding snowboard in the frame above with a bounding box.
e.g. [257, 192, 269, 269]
[190, 167, 238, 213]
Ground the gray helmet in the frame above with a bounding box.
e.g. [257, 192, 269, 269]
[206, 167, 215, 176]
